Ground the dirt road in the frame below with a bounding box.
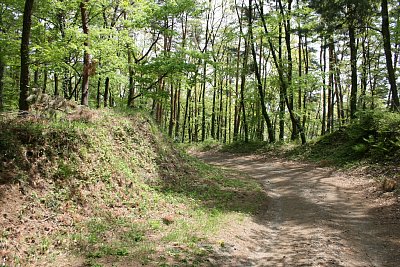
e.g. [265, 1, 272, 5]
[196, 152, 400, 267]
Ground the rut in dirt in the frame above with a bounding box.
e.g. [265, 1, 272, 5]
[196, 152, 400, 267]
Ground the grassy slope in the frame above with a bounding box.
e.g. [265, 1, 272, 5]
[0, 110, 267, 267]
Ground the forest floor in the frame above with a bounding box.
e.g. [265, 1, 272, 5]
[194, 150, 400, 267]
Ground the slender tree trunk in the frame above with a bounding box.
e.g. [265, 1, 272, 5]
[382, 0, 399, 111]
[278, 0, 296, 140]
[321, 38, 327, 135]
[278, 22, 285, 141]
[104, 77, 109, 108]
[19, 0, 35, 112]
[298, 23, 302, 114]
[80, 0, 90, 106]
[240, 38, 249, 143]
[174, 86, 181, 138]
[181, 88, 191, 142]
[201, 61, 207, 141]
[42, 68, 48, 93]
[34, 69, 39, 87]
[219, 79, 224, 141]
[328, 38, 334, 132]
[168, 84, 175, 137]
[349, 24, 358, 118]
[193, 79, 198, 142]
[233, 38, 241, 141]
[360, 31, 368, 110]
[249, 0, 275, 142]
[54, 73, 59, 96]
[0, 58, 4, 111]
[224, 80, 229, 143]
[234, 1, 243, 142]
[127, 46, 135, 107]
[257, 0, 306, 144]
[211, 70, 217, 139]
[96, 77, 101, 108]
[302, 34, 309, 129]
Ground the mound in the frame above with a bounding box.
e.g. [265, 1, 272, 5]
[0, 110, 267, 266]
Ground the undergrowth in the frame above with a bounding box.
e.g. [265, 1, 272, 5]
[0, 109, 267, 267]
[221, 110, 400, 168]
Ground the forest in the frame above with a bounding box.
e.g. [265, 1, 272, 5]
[1, 1, 400, 266]
[1, 0, 399, 144]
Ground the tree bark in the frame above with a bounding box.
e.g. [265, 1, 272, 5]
[80, 0, 90, 106]
[240, 39, 249, 143]
[349, 24, 357, 118]
[54, 73, 59, 96]
[104, 77, 109, 108]
[257, 0, 306, 144]
[211, 70, 217, 139]
[321, 38, 326, 135]
[19, 0, 35, 112]
[96, 77, 101, 109]
[381, 0, 399, 111]
[0, 57, 4, 111]
[181, 88, 191, 142]
[249, 0, 275, 142]
[127, 46, 135, 107]
[328, 38, 334, 132]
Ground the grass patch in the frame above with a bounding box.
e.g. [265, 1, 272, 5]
[0, 109, 267, 266]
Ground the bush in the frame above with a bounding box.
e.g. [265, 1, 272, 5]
[353, 110, 400, 158]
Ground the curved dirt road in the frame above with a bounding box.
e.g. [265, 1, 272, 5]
[196, 152, 400, 267]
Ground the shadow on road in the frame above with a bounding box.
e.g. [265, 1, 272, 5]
[197, 152, 400, 267]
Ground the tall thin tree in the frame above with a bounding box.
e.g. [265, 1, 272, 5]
[19, 0, 35, 112]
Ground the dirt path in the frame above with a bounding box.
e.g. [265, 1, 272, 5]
[195, 151, 400, 267]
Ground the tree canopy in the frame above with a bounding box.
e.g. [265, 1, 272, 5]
[1, 0, 399, 143]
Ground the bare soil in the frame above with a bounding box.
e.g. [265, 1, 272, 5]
[195, 151, 400, 267]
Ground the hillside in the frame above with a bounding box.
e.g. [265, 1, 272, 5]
[0, 110, 267, 266]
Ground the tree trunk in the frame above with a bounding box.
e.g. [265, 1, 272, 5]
[240, 38, 249, 143]
[80, 0, 90, 106]
[104, 77, 109, 108]
[34, 69, 39, 87]
[174, 86, 181, 139]
[233, 39, 241, 141]
[42, 68, 48, 93]
[257, 1, 306, 144]
[181, 88, 191, 142]
[278, 0, 296, 140]
[19, 0, 35, 112]
[382, 0, 399, 111]
[249, 0, 275, 142]
[96, 77, 101, 109]
[211, 70, 217, 139]
[360, 31, 368, 110]
[0, 58, 4, 111]
[127, 46, 135, 107]
[321, 38, 327, 135]
[278, 22, 285, 141]
[349, 24, 357, 118]
[328, 38, 334, 132]
[168, 84, 175, 137]
[54, 73, 59, 96]
[201, 61, 207, 141]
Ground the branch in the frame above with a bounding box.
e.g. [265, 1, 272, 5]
[132, 72, 170, 100]
[135, 32, 161, 63]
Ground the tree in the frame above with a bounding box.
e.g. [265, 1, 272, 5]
[80, 0, 90, 106]
[248, 0, 275, 142]
[381, 0, 399, 111]
[19, 0, 35, 112]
